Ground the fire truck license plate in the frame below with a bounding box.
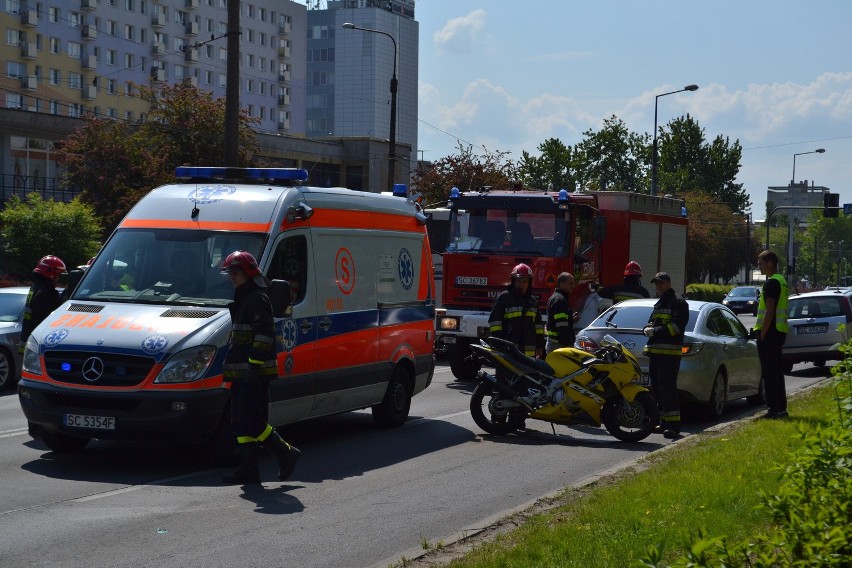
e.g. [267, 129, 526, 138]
[456, 276, 487, 286]
[64, 414, 116, 430]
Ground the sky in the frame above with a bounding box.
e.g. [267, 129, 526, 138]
[415, 0, 852, 220]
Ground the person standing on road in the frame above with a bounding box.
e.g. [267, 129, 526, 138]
[220, 251, 300, 485]
[20, 255, 66, 353]
[754, 250, 789, 419]
[643, 271, 689, 439]
[593, 261, 651, 304]
[489, 263, 544, 357]
[545, 272, 580, 354]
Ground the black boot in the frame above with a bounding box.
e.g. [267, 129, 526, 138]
[262, 430, 301, 481]
[222, 443, 261, 485]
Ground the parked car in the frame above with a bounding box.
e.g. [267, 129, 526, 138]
[722, 285, 761, 315]
[575, 299, 764, 418]
[783, 289, 852, 372]
[0, 287, 28, 389]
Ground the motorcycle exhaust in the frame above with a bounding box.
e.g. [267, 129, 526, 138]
[478, 371, 535, 411]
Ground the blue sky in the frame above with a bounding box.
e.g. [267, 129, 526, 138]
[415, 0, 852, 218]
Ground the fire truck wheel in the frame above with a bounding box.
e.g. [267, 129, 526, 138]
[372, 365, 412, 428]
[39, 431, 90, 453]
[448, 342, 481, 382]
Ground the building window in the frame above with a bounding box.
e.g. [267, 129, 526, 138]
[6, 93, 23, 109]
[124, 24, 134, 40]
[49, 7, 59, 23]
[107, 20, 116, 35]
[6, 28, 21, 46]
[5, 61, 25, 78]
[107, 49, 116, 65]
[49, 69, 59, 85]
[68, 42, 81, 59]
[68, 12, 80, 28]
[125, 53, 135, 69]
[108, 79, 116, 94]
[50, 37, 60, 54]
[68, 72, 82, 89]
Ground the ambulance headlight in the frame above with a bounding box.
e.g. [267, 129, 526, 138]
[154, 346, 217, 384]
[22, 337, 42, 375]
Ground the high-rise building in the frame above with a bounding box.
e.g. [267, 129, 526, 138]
[307, 0, 418, 191]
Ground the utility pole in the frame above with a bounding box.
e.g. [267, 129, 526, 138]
[223, 0, 240, 166]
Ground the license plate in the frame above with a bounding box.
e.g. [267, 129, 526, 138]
[64, 414, 116, 430]
[639, 373, 651, 386]
[456, 276, 487, 286]
[797, 324, 828, 335]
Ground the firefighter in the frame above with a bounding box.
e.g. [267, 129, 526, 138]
[220, 250, 300, 485]
[20, 255, 66, 353]
[593, 260, 651, 304]
[642, 272, 689, 439]
[488, 263, 544, 357]
[545, 272, 580, 354]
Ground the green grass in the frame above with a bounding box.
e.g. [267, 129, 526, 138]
[435, 384, 838, 568]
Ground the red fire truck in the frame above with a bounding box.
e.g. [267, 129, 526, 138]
[433, 187, 687, 380]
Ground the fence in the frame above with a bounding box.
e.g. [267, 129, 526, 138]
[0, 174, 81, 204]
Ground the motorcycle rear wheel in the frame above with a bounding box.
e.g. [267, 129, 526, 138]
[601, 391, 658, 442]
[470, 382, 527, 435]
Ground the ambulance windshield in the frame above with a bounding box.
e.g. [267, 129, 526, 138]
[73, 229, 266, 306]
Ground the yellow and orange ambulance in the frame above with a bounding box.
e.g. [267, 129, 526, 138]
[18, 167, 435, 453]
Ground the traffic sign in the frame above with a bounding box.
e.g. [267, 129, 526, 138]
[844, 203, 852, 215]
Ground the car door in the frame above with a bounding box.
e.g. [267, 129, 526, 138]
[719, 308, 760, 394]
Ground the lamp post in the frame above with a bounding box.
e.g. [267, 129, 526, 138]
[787, 149, 825, 280]
[651, 84, 698, 196]
[343, 22, 398, 192]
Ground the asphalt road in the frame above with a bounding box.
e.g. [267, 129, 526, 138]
[0, 316, 831, 568]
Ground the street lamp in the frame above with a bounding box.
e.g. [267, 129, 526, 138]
[792, 148, 825, 186]
[651, 84, 698, 196]
[787, 149, 826, 279]
[343, 22, 398, 192]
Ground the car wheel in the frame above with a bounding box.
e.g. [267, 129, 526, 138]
[0, 347, 15, 390]
[746, 375, 766, 406]
[448, 341, 481, 382]
[469, 382, 527, 435]
[39, 431, 90, 453]
[372, 365, 412, 428]
[705, 368, 727, 419]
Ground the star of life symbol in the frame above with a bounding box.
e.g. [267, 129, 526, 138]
[43, 329, 69, 347]
[187, 185, 237, 205]
[280, 319, 298, 352]
[141, 335, 169, 354]
[284, 354, 294, 375]
[398, 248, 414, 290]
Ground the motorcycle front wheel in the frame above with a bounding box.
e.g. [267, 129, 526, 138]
[601, 391, 658, 442]
[470, 382, 528, 435]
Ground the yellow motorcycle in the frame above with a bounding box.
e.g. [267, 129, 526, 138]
[468, 335, 658, 442]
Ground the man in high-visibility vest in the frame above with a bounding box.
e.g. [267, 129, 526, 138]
[754, 250, 789, 419]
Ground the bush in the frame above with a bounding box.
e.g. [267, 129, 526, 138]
[685, 284, 733, 303]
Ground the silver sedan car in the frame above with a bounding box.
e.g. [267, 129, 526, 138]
[575, 299, 765, 418]
[0, 287, 29, 390]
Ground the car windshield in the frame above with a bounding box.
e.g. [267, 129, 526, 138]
[0, 292, 26, 322]
[728, 287, 757, 297]
[788, 296, 847, 319]
[72, 229, 266, 307]
[591, 304, 699, 332]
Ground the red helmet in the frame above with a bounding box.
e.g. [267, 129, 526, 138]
[511, 263, 533, 279]
[221, 251, 261, 278]
[624, 261, 643, 277]
[33, 255, 67, 279]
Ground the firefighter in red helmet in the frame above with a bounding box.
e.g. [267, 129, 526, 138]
[593, 260, 650, 304]
[20, 255, 66, 352]
[220, 250, 300, 485]
[488, 263, 544, 358]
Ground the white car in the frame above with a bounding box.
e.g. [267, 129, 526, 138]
[783, 289, 852, 372]
[0, 287, 28, 389]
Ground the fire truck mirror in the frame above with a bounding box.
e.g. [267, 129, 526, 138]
[592, 216, 607, 242]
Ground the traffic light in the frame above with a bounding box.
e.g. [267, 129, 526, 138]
[824, 192, 840, 217]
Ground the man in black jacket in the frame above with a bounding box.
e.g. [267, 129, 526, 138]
[220, 251, 300, 485]
[20, 255, 66, 352]
[642, 272, 689, 439]
[545, 272, 580, 354]
[594, 260, 650, 304]
[488, 263, 544, 357]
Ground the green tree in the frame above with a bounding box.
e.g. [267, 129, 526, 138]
[0, 193, 101, 278]
[517, 137, 574, 190]
[572, 115, 650, 192]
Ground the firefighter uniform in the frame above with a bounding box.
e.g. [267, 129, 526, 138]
[596, 281, 650, 304]
[643, 283, 689, 435]
[545, 287, 575, 353]
[489, 287, 544, 357]
[21, 273, 62, 350]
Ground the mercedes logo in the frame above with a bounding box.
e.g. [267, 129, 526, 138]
[81, 357, 105, 382]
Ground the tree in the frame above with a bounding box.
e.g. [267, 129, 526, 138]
[572, 115, 650, 192]
[516, 138, 574, 190]
[0, 193, 102, 278]
[413, 142, 516, 207]
[60, 82, 259, 235]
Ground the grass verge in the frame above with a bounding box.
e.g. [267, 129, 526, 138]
[403, 380, 839, 568]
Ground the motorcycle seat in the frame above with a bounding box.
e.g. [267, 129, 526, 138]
[483, 336, 555, 375]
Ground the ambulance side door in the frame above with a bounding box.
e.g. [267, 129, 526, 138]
[265, 230, 317, 425]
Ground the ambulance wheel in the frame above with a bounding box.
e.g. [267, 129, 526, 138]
[448, 342, 481, 382]
[372, 366, 412, 428]
[40, 431, 90, 453]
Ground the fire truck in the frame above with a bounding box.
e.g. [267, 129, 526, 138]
[433, 187, 688, 380]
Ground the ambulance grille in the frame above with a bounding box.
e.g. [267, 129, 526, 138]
[160, 309, 219, 318]
[43, 351, 155, 387]
[67, 304, 104, 313]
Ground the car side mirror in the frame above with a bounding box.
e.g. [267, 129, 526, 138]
[269, 279, 292, 318]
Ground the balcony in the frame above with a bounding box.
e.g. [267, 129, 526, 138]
[82, 25, 97, 40]
[83, 54, 97, 70]
[152, 13, 166, 27]
[184, 48, 198, 63]
[83, 85, 97, 100]
[185, 0, 199, 9]
[21, 42, 37, 59]
[150, 68, 165, 82]
[183, 76, 198, 87]
[278, 45, 291, 59]
[81, 0, 97, 9]
[21, 9, 38, 26]
[278, 72, 291, 83]
[152, 42, 166, 56]
[22, 76, 37, 91]
[278, 119, 290, 131]
[278, 93, 290, 106]
[185, 21, 199, 36]
[279, 21, 292, 34]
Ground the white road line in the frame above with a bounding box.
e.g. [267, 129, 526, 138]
[73, 470, 220, 502]
[0, 428, 28, 439]
[405, 410, 470, 427]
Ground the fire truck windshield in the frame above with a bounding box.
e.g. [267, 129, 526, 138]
[446, 209, 567, 256]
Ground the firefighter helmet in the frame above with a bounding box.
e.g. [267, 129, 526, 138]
[221, 251, 261, 278]
[510, 263, 533, 279]
[623, 261, 643, 277]
[33, 255, 67, 279]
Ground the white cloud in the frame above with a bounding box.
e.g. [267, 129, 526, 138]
[433, 10, 487, 55]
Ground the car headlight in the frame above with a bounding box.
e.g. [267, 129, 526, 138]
[22, 336, 42, 375]
[153, 346, 217, 383]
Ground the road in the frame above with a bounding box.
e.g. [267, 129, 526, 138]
[0, 316, 831, 568]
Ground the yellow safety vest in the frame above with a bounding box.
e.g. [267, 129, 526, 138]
[754, 273, 789, 333]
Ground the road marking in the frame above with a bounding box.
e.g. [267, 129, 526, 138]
[405, 410, 470, 427]
[73, 470, 220, 502]
[0, 427, 28, 439]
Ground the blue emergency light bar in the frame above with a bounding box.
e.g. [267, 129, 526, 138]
[175, 166, 309, 182]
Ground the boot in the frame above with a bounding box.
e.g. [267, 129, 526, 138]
[222, 443, 261, 485]
[262, 430, 301, 481]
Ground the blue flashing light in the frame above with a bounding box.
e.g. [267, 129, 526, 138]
[174, 166, 309, 182]
[558, 189, 569, 202]
[393, 183, 408, 197]
[681, 205, 688, 218]
[61, 362, 71, 372]
[449, 186, 460, 199]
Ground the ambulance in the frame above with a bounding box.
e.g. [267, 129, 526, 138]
[17, 167, 436, 453]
